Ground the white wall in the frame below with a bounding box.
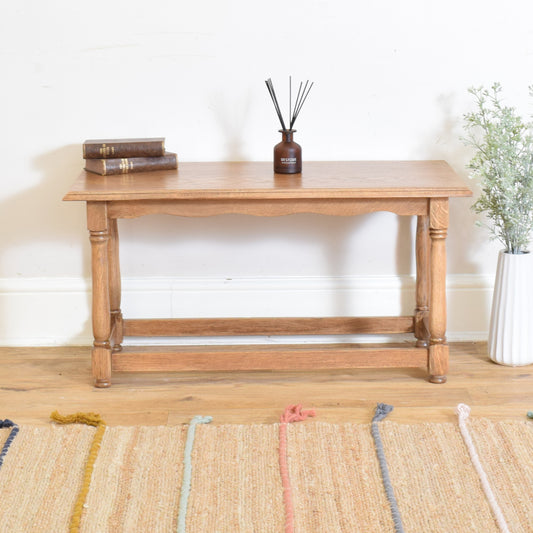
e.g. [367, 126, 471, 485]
[1, 0, 532, 345]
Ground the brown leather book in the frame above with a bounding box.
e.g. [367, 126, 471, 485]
[84, 152, 178, 175]
[83, 137, 165, 159]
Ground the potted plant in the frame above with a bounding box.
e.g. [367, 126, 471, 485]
[463, 83, 533, 365]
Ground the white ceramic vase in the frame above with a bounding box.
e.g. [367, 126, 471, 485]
[488, 250, 533, 366]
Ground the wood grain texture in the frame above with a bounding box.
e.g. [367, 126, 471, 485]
[429, 343, 449, 383]
[123, 317, 415, 337]
[111, 344, 428, 372]
[429, 197, 450, 230]
[108, 219, 123, 352]
[429, 198, 449, 383]
[429, 198, 449, 342]
[1, 343, 531, 426]
[107, 197, 429, 218]
[92, 346, 112, 388]
[64, 161, 472, 202]
[66, 162, 472, 386]
[87, 202, 112, 387]
[415, 215, 430, 347]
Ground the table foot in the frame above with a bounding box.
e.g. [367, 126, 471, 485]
[112, 344, 122, 353]
[428, 342, 448, 384]
[92, 344, 112, 389]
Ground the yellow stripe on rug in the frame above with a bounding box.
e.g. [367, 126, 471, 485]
[50, 411, 107, 533]
[1, 410, 533, 532]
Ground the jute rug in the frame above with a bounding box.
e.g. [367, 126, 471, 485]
[1, 405, 532, 532]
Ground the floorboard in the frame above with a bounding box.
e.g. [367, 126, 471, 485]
[1, 342, 531, 425]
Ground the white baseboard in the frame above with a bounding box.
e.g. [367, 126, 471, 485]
[0, 274, 493, 346]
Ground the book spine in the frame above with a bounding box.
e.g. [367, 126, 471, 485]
[83, 139, 165, 159]
[85, 153, 178, 176]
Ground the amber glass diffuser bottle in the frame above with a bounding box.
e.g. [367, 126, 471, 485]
[274, 129, 301, 174]
[265, 77, 313, 175]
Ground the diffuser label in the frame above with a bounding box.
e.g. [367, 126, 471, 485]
[281, 158, 297, 164]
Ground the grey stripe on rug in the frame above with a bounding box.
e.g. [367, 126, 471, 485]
[1, 416, 532, 532]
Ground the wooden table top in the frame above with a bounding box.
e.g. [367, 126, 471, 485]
[63, 161, 472, 202]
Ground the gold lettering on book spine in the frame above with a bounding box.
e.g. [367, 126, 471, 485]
[98, 144, 114, 157]
[119, 159, 132, 173]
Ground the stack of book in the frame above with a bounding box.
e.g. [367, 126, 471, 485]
[83, 137, 178, 176]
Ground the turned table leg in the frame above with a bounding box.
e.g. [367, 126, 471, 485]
[88, 202, 112, 388]
[108, 218, 123, 352]
[415, 215, 430, 347]
[428, 198, 449, 384]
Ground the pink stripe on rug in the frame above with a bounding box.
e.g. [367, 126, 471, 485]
[279, 405, 316, 533]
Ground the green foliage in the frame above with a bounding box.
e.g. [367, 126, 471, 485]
[463, 83, 533, 253]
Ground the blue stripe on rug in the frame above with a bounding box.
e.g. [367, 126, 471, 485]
[0, 419, 19, 468]
[371, 403, 404, 533]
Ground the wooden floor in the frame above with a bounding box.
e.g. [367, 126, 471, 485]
[1, 342, 532, 426]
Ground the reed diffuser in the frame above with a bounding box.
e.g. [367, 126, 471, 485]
[265, 77, 313, 174]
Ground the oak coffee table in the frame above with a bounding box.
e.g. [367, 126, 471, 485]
[63, 161, 472, 387]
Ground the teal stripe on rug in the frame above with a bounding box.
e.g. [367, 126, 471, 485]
[177, 415, 212, 533]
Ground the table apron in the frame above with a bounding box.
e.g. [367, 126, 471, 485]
[106, 197, 429, 218]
